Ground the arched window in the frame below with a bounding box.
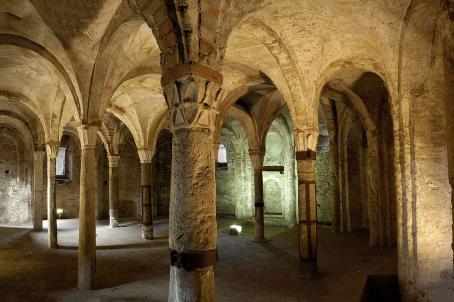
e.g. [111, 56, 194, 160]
[217, 144, 228, 169]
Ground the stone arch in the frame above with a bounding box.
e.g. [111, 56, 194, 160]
[91, 17, 160, 122]
[263, 114, 297, 226]
[107, 74, 167, 155]
[0, 34, 82, 122]
[227, 16, 308, 129]
[0, 115, 35, 151]
[317, 71, 390, 247]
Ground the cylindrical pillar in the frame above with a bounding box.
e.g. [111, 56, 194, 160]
[168, 128, 217, 302]
[296, 150, 318, 278]
[77, 125, 98, 290]
[249, 150, 265, 241]
[33, 150, 45, 231]
[46, 143, 58, 249]
[141, 161, 153, 240]
[108, 155, 120, 228]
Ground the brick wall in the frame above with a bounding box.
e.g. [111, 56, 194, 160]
[54, 135, 80, 218]
[315, 134, 333, 224]
[0, 132, 31, 224]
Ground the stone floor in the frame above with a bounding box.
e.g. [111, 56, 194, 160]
[0, 217, 397, 302]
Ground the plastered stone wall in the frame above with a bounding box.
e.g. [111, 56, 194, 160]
[315, 134, 332, 224]
[0, 133, 31, 224]
[118, 140, 141, 218]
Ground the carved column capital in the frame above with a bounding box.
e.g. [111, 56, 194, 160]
[138, 149, 154, 164]
[45, 141, 59, 159]
[107, 155, 120, 167]
[294, 127, 319, 152]
[77, 124, 99, 149]
[162, 68, 221, 133]
[33, 150, 46, 162]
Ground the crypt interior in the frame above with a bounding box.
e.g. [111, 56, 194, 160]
[0, 0, 453, 301]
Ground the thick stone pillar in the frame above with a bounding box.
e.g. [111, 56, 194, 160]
[169, 128, 217, 301]
[33, 150, 45, 231]
[249, 149, 265, 241]
[108, 155, 120, 228]
[77, 125, 98, 290]
[295, 129, 319, 278]
[46, 142, 58, 248]
[162, 68, 221, 302]
[138, 150, 154, 240]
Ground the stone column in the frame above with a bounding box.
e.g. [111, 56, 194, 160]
[163, 68, 221, 302]
[108, 155, 120, 228]
[249, 149, 265, 241]
[295, 129, 319, 278]
[138, 150, 154, 240]
[33, 150, 45, 231]
[77, 125, 98, 290]
[286, 150, 297, 227]
[46, 142, 58, 249]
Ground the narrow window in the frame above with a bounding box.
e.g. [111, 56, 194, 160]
[217, 144, 228, 169]
[218, 144, 228, 163]
[56, 147, 66, 176]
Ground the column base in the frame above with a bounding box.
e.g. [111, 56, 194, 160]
[142, 224, 153, 240]
[109, 210, 119, 228]
[300, 260, 320, 278]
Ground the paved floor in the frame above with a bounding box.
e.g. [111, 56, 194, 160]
[0, 218, 396, 301]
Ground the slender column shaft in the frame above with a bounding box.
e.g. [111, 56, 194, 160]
[297, 151, 318, 277]
[108, 156, 120, 228]
[33, 151, 45, 231]
[78, 126, 98, 290]
[47, 154, 57, 248]
[168, 128, 217, 302]
[249, 150, 265, 241]
[141, 162, 153, 240]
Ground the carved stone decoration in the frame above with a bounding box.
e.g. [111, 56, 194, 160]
[162, 64, 222, 302]
[163, 72, 221, 132]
